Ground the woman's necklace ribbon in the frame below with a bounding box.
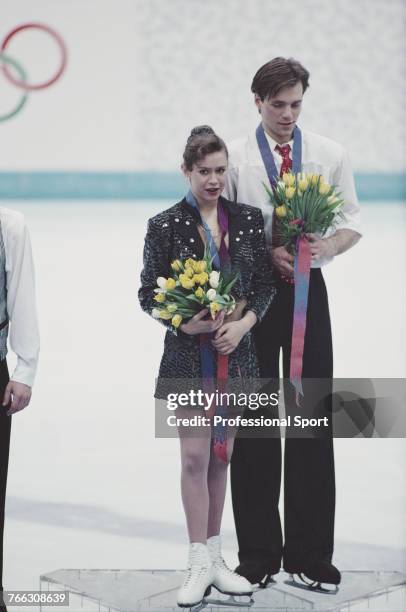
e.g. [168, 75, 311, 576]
[186, 191, 230, 461]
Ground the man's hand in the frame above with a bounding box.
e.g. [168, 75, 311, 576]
[305, 233, 338, 261]
[212, 320, 247, 355]
[306, 229, 361, 261]
[2, 381, 32, 415]
[271, 246, 294, 277]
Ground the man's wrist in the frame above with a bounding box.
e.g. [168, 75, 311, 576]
[324, 236, 338, 257]
[10, 379, 32, 389]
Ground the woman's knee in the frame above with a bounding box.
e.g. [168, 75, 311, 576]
[182, 448, 209, 476]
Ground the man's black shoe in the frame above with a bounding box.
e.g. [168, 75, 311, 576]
[303, 560, 341, 585]
[285, 560, 341, 593]
[235, 560, 280, 587]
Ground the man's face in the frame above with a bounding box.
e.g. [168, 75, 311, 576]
[255, 82, 303, 144]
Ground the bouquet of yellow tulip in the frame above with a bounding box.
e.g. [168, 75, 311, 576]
[264, 172, 344, 252]
[151, 250, 238, 330]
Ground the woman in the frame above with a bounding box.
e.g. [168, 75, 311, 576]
[139, 126, 275, 607]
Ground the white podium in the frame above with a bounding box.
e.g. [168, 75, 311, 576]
[39, 569, 406, 611]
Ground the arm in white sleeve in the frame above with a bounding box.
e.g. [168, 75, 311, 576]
[4, 211, 40, 386]
[333, 148, 362, 237]
[324, 228, 361, 257]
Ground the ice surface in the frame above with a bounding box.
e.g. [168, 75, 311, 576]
[1, 200, 405, 600]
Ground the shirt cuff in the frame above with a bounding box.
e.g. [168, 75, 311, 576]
[10, 357, 38, 387]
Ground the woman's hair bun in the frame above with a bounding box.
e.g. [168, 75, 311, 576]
[190, 125, 215, 138]
[183, 124, 228, 170]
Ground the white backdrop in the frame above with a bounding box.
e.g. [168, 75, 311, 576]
[1, 0, 405, 171]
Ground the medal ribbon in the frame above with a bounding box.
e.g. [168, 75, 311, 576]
[186, 191, 230, 461]
[255, 124, 310, 399]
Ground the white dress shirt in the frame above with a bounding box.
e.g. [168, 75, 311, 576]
[223, 127, 362, 267]
[1, 207, 40, 386]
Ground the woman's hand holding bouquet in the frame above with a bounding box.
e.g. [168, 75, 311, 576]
[151, 249, 238, 334]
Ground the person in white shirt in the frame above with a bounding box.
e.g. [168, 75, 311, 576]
[223, 57, 361, 591]
[0, 208, 39, 610]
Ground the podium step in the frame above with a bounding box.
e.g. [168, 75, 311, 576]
[40, 568, 406, 611]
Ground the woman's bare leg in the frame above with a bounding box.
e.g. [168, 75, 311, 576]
[207, 427, 238, 538]
[178, 410, 211, 543]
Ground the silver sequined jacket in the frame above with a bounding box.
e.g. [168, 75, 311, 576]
[138, 197, 276, 398]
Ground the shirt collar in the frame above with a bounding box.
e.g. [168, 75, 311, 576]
[264, 130, 293, 153]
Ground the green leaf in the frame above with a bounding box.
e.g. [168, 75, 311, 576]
[185, 294, 202, 303]
[222, 275, 239, 295]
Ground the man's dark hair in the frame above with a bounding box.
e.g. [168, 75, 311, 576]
[251, 57, 310, 100]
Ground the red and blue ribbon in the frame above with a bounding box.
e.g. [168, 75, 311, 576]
[256, 123, 310, 399]
[186, 192, 230, 462]
[290, 225, 311, 398]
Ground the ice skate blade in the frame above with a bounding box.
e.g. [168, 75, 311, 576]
[206, 590, 254, 607]
[285, 573, 339, 594]
[212, 584, 254, 597]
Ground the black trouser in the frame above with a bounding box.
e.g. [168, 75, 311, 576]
[0, 360, 11, 590]
[231, 269, 335, 571]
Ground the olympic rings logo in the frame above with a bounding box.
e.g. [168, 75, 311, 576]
[0, 23, 67, 123]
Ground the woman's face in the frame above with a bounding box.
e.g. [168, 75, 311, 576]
[185, 150, 228, 206]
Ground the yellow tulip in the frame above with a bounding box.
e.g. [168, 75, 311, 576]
[154, 292, 166, 303]
[209, 301, 221, 318]
[172, 314, 182, 328]
[319, 182, 331, 195]
[286, 186, 296, 199]
[166, 303, 177, 313]
[195, 287, 204, 299]
[185, 267, 194, 279]
[179, 274, 195, 290]
[170, 259, 182, 272]
[298, 177, 308, 191]
[282, 173, 295, 187]
[165, 278, 176, 290]
[194, 272, 208, 286]
[184, 258, 195, 269]
[195, 260, 207, 272]
[158, 310, 173, 320]
[310, 173, 319, 186]
[275, 205, 287, 218]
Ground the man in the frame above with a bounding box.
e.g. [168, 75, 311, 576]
[0, 208, 39, 611]
[223, 57, 361, 590]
